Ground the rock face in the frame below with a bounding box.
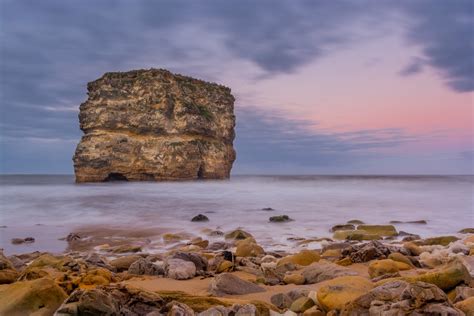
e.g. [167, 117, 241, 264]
[73, 68, 236, 182]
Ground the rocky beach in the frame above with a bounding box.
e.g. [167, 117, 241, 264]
[1, 219, 474, 315]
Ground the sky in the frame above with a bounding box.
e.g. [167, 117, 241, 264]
[0, 0, 473, 175]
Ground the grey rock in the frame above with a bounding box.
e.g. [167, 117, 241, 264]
[165, 258, 196, 280]
[301, 262, 358, 284]
[171, 252, 208, 272]
[128, 258, 164, 275]
[209, 273, 265, 296]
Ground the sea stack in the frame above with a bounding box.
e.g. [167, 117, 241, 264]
[73, 69, 236, 182]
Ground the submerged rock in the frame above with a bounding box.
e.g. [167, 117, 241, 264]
[191, 214, 209, 222]
[73, 68, 236, 182]
[269, 215, 293, 223]
[330, 224, 355, 232]
[225, 229, 253, 240]
[11, 237, 35, 245]
[356, 224, 398, 237]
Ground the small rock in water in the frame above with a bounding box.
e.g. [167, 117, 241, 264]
[269, 215, 293, 223]
[389, 220, 427, 224]
[331, 224, 355, 232]
[11, 237, 35, 245]
[347, 219, 365, 224]
[261, 207, 274, 211]
[459, 228, 474, 234]
[66, 233, 81, 242]
[191, 214, 209, 222]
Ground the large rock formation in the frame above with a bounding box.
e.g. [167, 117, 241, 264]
[73, 69, 236, 182]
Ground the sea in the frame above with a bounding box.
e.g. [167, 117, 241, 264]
[0, 175, 473, 255]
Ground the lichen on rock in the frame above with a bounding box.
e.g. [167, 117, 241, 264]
[73, 68, 236, 182]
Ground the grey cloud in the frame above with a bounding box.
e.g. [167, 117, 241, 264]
[0, 0, 472, 173]
[399, 57, 426, 76]
[399, 0, 473, 92]
[234, 107, 418, 168]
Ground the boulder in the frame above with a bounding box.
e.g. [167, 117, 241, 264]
[388, 252, 415, 267]
[303, 306, 326, 316]
[28, 254, 63, 269]
[110, 255, 143, 272]
[0, 269, 19, 284]
[128, 258, 164, 275]
[402, 258, 471, 291]
[110, 245, 142, 253]
[277, 250, 320, 267]
[455, 297, 474, 315]
[290, 297, 315, 313]
[171, 252, 208, 272]
[356, 225, 398, 236]
[79, 268, 113, 288]
[368, 259, 411, 279]
[342, 280, 409, 314]
[403, 241, 423, 256]
[341, 241, 392, 263]
[56, 285, 164, 315]
[0, 252, 14, 270]
[216, 260, 233, 273]
[333, 230, 382, 241]
[84, 253, 114, 271]
[342, 281, 461, 315]
[452, 285, 474, 303]
[209, 273, 265, 296]
[271, 293, 293, 309]
[317, 276, 374, 311]
[235, 238, 264, 257]
[225, 229, 253, 241]
[283, 273, 305, 285]
[419, 236, 460, 246]
[165, 259, 196, 280]
[18, 268, 50, 281]
[0, 277, 67, 316]
[73, 68, 236, 182]
[459, 228, 474, 234]
[168, 302, 195, 316]
[301, 262, 358, 284]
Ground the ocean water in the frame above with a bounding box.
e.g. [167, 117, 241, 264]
[0, 175, 473, 255]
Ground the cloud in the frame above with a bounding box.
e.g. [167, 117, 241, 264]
[0, 0, 472, 173]
[399, 57, 426, 76]
[399, 0, 474, 92]
[234, 107, 418, 168]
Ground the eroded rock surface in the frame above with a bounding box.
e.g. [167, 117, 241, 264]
[73, 68, 236, 182]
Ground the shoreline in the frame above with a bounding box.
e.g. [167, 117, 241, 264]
[1, 221, 473, 315]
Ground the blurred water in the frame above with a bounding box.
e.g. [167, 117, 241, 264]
[0, 175, 473, 254]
